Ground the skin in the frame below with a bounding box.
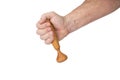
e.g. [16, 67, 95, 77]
[36, 0, 120, 44]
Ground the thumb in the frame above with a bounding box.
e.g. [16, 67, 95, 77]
[40, 12, 57, 24]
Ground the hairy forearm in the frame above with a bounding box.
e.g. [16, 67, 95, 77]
[65, 0, 120, 33]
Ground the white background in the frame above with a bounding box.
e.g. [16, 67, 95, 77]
[0, 0, 120, 80]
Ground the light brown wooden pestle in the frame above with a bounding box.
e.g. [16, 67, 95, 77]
[49, 21, 68, 63]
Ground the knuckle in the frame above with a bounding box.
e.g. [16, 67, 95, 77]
[36, 22, 41, 28]
[36, 31, 38, 34]
[45, 39, 51, 44]
[36, 30, 43, 35]
[40, 36, 44, 40]
[36, 22, 39, 28]
[36, 29, 41, 35]
[41, 11, 56, 17]
[41, 13, 46, 17]
[41, 12, 49, 17]
[49, 11, 56, 15]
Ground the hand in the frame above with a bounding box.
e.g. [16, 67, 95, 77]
[36, 12, 69, 44]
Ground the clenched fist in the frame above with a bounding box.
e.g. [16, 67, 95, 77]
[36, 12, 69, 44]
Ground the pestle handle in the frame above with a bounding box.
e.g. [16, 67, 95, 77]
[49, 21, 68, 63]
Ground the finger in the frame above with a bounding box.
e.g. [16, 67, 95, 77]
[40, 12, 57, 24]
[36, 27, 51, 35]
[45, 36, 54, 44]
[40, 31, 53, 40]
[36, 21, 51, 29]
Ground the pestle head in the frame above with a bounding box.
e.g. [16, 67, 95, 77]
[56, 51, 68, 63]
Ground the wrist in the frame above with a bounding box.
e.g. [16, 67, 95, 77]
[64, 15, 74, 33]
[64, 14, 80, 33]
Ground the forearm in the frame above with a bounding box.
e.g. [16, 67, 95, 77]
[65, 0, 120, 33]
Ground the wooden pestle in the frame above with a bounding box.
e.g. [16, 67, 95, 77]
[49, 21, 68, 63]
